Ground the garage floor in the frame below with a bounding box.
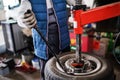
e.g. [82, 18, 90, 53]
[0, 52, 120, 80]
[5, 70, 40, 80]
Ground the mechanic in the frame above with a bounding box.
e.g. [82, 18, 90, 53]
[17, 0, 78, 80]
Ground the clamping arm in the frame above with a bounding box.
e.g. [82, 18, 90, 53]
[73, 2, 120, 34]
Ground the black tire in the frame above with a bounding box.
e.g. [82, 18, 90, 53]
[113, 32, 120, 64]
[45, 52, 114, 80]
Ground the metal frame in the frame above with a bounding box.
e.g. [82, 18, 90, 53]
[73, 1, 120, 63]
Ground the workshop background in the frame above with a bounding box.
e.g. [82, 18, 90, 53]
[0, 0, 120, 80]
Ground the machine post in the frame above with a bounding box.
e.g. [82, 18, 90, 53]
[73, 8, 84, 64]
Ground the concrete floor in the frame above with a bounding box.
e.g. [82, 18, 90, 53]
[5, 70, 40, 80]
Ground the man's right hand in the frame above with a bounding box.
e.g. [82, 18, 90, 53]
[17, 0, 36, 29]
[21, 10, 37, 29]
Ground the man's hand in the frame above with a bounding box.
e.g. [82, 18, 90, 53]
[21, 10, 37, 29]
[17, 0, 36, 29]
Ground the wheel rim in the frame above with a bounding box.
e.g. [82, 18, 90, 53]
[56, 53, 102, 75]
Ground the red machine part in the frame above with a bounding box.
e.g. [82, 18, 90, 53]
[73, 2, 120, 34]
